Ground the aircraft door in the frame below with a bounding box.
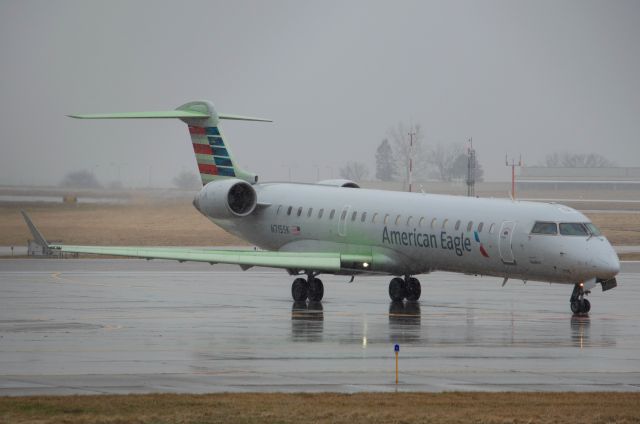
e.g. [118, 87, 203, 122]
[499, 221, 516, 264]
[338, 206, 350, 237]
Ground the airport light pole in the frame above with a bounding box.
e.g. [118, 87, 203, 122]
[505, 154, 522, 199]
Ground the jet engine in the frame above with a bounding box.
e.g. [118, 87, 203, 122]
[193, 178, 257, 219]
[316, 179, 360, 188]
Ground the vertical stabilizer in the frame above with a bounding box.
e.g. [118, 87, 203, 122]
[176, 101, 258, 185]
[68, 100, 270, 186]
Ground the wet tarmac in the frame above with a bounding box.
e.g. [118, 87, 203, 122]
[0, 259, 639, 395]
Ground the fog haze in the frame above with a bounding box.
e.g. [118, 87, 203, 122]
[1, 0, 639, 186]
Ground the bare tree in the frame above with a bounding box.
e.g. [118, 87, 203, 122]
[339, 161, 369, 181]
[388, 122, 428, 188]
[172, 171, 201, 190]
[428, 143, 464, 181]
[544, 152, 615, 167]
[375, 139, 396, 181]
[59, 170, 102, 189]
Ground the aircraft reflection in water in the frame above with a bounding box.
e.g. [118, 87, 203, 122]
[388, 301, 422, 344]
[570, 316, 591, 348]
[291, 301, 323, 342]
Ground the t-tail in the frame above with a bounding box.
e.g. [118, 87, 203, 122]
[69, 100, 270, 185]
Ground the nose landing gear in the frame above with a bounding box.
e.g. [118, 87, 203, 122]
[570, 283, 591, 315]
[388, 276, 421, 301]
[291, 275, 324, 302]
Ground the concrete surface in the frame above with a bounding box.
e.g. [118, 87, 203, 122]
[0, 259, 638, 395]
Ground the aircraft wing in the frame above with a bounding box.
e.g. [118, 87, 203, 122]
[21, 211, 371, 272]
[49, 244, 347, 271]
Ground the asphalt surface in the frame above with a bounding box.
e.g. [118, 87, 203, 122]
[0, 259, 639, 395]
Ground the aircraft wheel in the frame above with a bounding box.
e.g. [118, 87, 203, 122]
[308, 277, 324, 302]
[291, 278, 309, 302]
[582, 298, 591, 313]
[570, 300, 581, 315]
[405, 277, 421, 301]
[389, 277, 406, 302]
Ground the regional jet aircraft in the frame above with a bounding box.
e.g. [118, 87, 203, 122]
[22, 100, 620, 314]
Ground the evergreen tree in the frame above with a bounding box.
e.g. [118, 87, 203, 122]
[375, 139, 396, 181]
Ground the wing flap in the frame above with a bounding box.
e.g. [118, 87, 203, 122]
[50, 244, 343, 271]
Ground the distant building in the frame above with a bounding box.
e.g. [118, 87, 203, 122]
[517, 167, 640, 191]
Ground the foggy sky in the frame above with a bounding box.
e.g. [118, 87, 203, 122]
[1, 0, 639, 186]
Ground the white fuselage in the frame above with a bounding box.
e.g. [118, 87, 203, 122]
[206, 183, 620, 284]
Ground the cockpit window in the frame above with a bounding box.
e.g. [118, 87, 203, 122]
[585, 223, 602, 237]
[531, 221, 557, 235]
[559, 223, 589, 236]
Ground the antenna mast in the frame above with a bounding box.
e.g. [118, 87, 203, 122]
[505, 154, 522, 199]
[466, 138, 476, 197]
[408, 131, 415, 192]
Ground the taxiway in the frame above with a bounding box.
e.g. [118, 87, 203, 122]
[0, 259, 638, 394]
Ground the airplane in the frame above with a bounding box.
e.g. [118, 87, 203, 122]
[22, 100, 620, 315]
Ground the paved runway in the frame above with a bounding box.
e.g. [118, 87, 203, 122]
[0, 259, 639, 395]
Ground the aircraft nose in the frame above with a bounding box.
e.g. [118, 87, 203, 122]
[594, 247, 620, 278]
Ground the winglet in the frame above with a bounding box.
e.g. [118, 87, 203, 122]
[20, 211, 49, 248]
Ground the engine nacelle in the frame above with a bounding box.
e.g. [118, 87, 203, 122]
[316, 179, 360, 188]
[193, 179, 257, 219]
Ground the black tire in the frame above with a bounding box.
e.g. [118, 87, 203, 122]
[308, 277, 324, 302]
[582, 298, 591, 313]
[405, 277, 421, 301]
[291, 278, 309, 302]
[570, 300, 581, 314]
[389, 277, 406, 302]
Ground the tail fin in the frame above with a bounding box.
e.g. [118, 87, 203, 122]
[69, 100, 270, 185]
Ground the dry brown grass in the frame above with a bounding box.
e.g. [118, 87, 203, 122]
[0, 201, 245, 247]
[0, 392, 639, 424]
[2, 201, 639, 248]
[587, 213, 640, 246]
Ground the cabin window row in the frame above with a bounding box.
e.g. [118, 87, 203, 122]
[276, 205, 497, 234]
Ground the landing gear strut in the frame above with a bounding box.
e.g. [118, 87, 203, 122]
[388, 276, 421, 302]
[291, 276, 324, 302]
[570, 283, 591, 315]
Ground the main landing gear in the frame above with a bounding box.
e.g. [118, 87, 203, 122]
[388, 276, 421, 302]
[291, 276, 324, 302]
[570, 283, 591, 315]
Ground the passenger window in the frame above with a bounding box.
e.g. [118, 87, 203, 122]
[585, 223, 602, 237]
[442, 219, 448, 229]
[276, 205, 282, 215]
[395, 215, 401, 225]
[318, 208, 324, 218]
[559, 223, 589, 236]
[351, 211, 357, 221]
[297, 207, 302, 217]
[489, 223, 495, 234]
[467, 221, 473, 232]
[477, 222, 484, 233]
[330, 209, 335, 219]
[341, 210, 347, 220]
[531, 222, 558, 235]
[361, 212, 367, 223]
[384, 214, 389, 225]
[372, 213, 378, 224]
[419, 217, 425, 227]
[455, 220, 461, 230]
[287, 206, 292, 216]
[307, 208, 313, 218]
[406, 216, 413, 226]
[431, 218, 437, 229]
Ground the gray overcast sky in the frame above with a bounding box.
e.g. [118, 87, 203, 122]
[1, 0, 639, 186]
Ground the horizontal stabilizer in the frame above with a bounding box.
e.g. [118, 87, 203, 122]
[68, 111, 271, 122]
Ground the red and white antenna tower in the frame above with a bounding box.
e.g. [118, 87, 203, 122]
[505, 154, 522, 199]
